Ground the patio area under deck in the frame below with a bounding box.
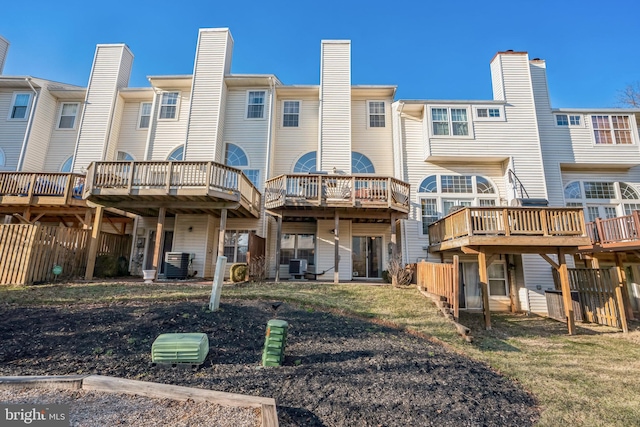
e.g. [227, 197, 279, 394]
[428, 207, 591, 335]
[265, 174, 411, 284]
[84, 161, 263, 279]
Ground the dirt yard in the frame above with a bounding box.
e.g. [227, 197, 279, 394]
[0, 299, 539, 426]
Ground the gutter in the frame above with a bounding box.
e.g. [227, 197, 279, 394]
[17, 77, 39, 171]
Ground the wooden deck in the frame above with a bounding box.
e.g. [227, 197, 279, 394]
[264, 174, 410, 216]
[0, 172, 86, 209]
[84, 161, 262, 217]
[581, 211, 640, 252]
[428, 207, 590, 252]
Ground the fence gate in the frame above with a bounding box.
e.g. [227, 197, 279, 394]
[416, 256, 459, 319]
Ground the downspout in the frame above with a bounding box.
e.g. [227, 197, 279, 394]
[261, 77, 275, 236]
[17, 77, 39, 171]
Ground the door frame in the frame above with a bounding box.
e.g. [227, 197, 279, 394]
[352, 234, 385, 279]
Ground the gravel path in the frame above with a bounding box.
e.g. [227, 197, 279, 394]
[0, 300, 539, 426]
[0, 388, 259, 426]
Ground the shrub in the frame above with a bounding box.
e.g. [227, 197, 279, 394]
[230, 263, 248, 283]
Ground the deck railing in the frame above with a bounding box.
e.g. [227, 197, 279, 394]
[428, 207, 586, 245]
[264, 174, 410, 211]
[85, 161, 261, 212]
[0, 172, 85, 203]
[586, 211, 640, 245]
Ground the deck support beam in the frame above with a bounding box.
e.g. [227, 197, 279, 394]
[151, 207, 166, 279]
[334, 210, 339, 284]
[390, 212, 397, 258]
[614, 253, 635, 320]
[85, 205, 104, 280]
[477, 249, 491, 330]
[557, 249, 576, 335]
[275, 214, 282, 283]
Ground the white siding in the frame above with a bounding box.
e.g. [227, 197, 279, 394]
[114, 101, 151, 161]
[104, 94, 125, 161]
[0, 89, 29, 171]
[0, 36, 8, 74]
[276, 222, 316, 279]
[185, 29, 233, 161]
[319, 41, 351, 173]
[222, 88, 270, 192]
[490, 57, 505, 101]
[351, 97, 394, 176]
[351, 222, 392, 275]
[316, 219, 351, 281]
[147, 90, 191, 160]
[73, 45, 133, 172]
[22, 82, 60, 171]
[273, 96, 319, 176]
[173, 214, 209, 278]
[44, 100, 84, 171]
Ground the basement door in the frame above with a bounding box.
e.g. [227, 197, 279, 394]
[459, 262, 482, 309]
[352, 236, 383, 279]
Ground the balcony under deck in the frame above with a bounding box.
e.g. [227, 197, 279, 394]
[264, 174, 410, 221]
[84, 161, 262, 218]
[428, 207, 590, 254]
[580, 211, 640, 253]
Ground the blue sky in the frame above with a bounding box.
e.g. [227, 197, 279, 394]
[1, 0, 638, 108]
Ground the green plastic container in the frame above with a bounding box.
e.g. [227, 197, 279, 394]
[262, 319, 289, 367]
[151, 333, 209, 365]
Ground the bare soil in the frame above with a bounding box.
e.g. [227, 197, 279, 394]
[0, 299, 539, 426]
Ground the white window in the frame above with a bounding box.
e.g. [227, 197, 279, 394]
[591, 115, 633, 144]
[247, 91, 266, 119]
[474, 106, 504, 121]
[159, 92, 179, 120]
[57, 103, 79, 129]
[418, 174, 498, 234]
[280, 234, 315, 266]
[60, 156, 73, 173]
[488, 263, 508, 296]
[555, 114, 582, 127]
[282, 100, 300, 127]
[564, 180, 640, 221]
[117, 151, 134, 161]
[368, 101, 385, 128]
[223, 230, 250, 263]
[138, 102, 152, 129]
[431, 107, 469, 136]
[8, 93, 31, 120]
[167, 145, 184, 161]
[225, 143, 260, 187]
[0, 148, 5, 167]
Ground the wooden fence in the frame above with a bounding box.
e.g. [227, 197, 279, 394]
[0, 224, 132, 285]
[553, 267, 627, 331]
[416, 256, 459, 319]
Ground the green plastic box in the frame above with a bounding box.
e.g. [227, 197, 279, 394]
[262, 319, 289, 367]
[151, 333, 209, 365]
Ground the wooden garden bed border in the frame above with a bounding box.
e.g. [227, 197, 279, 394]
[0, 375, 278, 427]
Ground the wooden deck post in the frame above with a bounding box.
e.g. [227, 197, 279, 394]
[614, 253, 635, 320]
[558, 249, 576, 335]
[390, 212, 397, 258]
[274, 215, 282, 282]
[452, 255, 460, 320]
[478, 249, 491, 330]
[217, 208, 227, 258]
[85, 206, 104, 280]
[152, 207, 166, 279]
[334, 210, 339, 284]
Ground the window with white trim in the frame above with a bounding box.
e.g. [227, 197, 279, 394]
[8, 93, 31, 120]
[431, 107, 469, 136]
[159, 92, 179, 120]
[591, 115, 633, 144]
[223, 230, 250, 263]
[167, 145, 184, 161]
[60, 156, 73, 173]
[0, 148, 4, 167]
[282, 101, 300, 127]
[138, 102, 152, 129]
[488, 263, 508, 296]
[117, 151, 134, 161]
[564, 180, 640, 221]
[57, 103, 79, 129]
[280, 233, 315, 266]
[225, 143, 260, 187]
[476, 108, 500, 118]
[418, 174, 498, 234]
[293, 152, 317, 173]
[555, 114, 582, 127]
[368, 101, 385, 127]
[247, 91, 266, 119]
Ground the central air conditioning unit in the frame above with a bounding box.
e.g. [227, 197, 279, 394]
[165, 252, 189, 279]
[289, 259, 308, 277]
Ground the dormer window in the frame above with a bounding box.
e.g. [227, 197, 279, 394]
[555, 114, 581, 127]
[591, 115, 633, 144]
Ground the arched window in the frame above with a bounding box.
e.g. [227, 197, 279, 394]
[351, 152, 375, 173]
[564, 180, 640, 221]
[0, 148, 5, 167]
[417, 174, 499, 234]
[293, 151, 317, 173]
[60, 156, 73, 173]
[224, 143, 260, 187]
[167, 145, 184, 161]
[117, 151, 134, 161]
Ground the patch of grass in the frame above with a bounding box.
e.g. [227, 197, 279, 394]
[2, 280, 640, 425]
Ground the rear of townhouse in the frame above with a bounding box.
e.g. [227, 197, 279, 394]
[1, 29, 639, 316]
